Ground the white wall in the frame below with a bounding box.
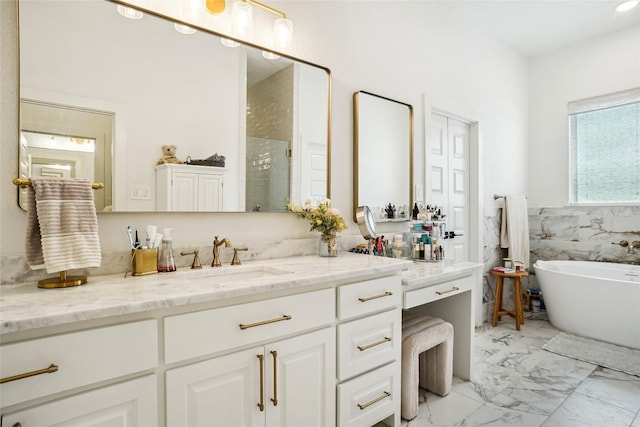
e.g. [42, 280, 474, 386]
[1, 0, 529, 281]
[528, 25, 640, 208]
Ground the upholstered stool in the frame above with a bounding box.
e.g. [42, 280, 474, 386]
[401, 312, 454, 421]
[491, 270, 529, 330]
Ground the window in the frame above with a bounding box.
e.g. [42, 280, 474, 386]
[569, 88, 640, 204]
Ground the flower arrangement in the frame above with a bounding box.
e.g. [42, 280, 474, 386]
[286, 199, 348, 236]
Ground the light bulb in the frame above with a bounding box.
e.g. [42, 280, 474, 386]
[206, 0, 226, 14]
[117, 5, 143, 20]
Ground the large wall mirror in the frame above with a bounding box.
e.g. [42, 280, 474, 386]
[17, 0, 331, 212]
[353, 91, 413, 222]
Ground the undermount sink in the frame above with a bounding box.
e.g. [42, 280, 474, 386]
[178, 264, 293, 283]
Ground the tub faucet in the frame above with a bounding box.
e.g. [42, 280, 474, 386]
[629, 241, 640, 254]
[212, 236, 231, 267]
[612, 240, 629, 249]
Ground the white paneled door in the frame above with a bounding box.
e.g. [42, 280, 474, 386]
[428, 113, 470, 262]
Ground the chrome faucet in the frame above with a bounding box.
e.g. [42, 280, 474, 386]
[629, 241, 640, 254]
[212, 236, 231, 267]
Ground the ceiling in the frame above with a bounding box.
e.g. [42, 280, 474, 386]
[440, 0, 640, 58]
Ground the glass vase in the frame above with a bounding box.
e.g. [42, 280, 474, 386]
[319, 234, 339, 257]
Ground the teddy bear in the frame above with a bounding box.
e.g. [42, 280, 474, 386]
[156, 144, 183, 165]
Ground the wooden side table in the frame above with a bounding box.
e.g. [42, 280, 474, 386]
[491, 269, 529, 331]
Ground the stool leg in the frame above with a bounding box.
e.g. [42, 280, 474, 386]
[514, 277, 523, 330]
[492, 276, 504, 326]
[401, 345, 420, 420]
[420, 335, 453, 396]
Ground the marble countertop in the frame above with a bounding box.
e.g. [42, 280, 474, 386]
[0, 255, 482, 336]
[402, 260, 483, 288]
[0, 254, 412, 335]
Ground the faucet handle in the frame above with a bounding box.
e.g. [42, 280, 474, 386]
[231, 247, 249, 265]
[180, 250, 202, 269]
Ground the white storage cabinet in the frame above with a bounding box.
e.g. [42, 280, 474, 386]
[155, 163, 224, 211]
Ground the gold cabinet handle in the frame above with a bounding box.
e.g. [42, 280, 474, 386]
[358, 291, 393, 302]
[270, 351, 278, 406]
[0, 364, 59, 384]
[357, 337, 392, 351]
[257, 354, 265, 412]
[357, 391, 391, 410]
[436, 286, 459, 295]
[239, 315, 292, 330]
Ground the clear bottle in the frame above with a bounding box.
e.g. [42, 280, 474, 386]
[158, 228, 176, 272]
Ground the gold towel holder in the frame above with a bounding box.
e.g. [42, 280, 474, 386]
[13, 178, 104, 189]
[13, 177, 102, 288]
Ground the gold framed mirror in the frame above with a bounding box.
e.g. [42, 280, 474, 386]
[353, 91, 413, 222]
[17, 0, 331, 213]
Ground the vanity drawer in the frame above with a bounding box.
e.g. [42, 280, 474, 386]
[0, 320, 158, 408]
[337, 362, 400, 427]
[337, 310, 401, 381]
[404, 274, 474, 309]
[338, 275, 401, 320]
[164, 288, 335, 364]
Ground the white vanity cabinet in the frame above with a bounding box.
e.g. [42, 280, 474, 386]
[1, 376, 158, 427]
[0, 320, 158, 427]
[1, 255, 413, 427]
[164, 289, 336, 427]
[336, 276, 402, 427]
[167, 327, 335, 427]
[155, 163, 224, 211]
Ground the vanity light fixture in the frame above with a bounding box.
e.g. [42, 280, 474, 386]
[117, 5, 143, 19]
[616, 0, 638, 11]
[216, 0, 293, 58]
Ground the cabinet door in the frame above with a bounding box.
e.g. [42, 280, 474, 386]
[198, 173, 223, 211]
[265, 327, 336, 427]
[172, 172, 198, 211]
[1, 375, 157, 427]
[166, 347, 264, 427]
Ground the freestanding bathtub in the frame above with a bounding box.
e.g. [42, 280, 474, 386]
[533, 260, 640, 350]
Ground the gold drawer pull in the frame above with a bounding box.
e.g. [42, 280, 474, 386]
[358, 291, 393, 302]
[239, 315, 292, 330]
[257, 354, 265, 411]
[0, 364, 59, 384]
[270, 351, 278, 406]
[357, 391, 391, 410]
[357, 337, 392, 351]
[436, 286, 459, 295]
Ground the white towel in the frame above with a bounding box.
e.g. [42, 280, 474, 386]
[500, 195, 530, 270]
[26, 177, 101, 273]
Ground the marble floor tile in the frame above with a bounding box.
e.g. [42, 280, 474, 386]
[454, 403, 547, 427]
[541, 392, 636, 427]
[390, 318, 639, 427]
[574, 367, 640, 413]
[403, 388, 483, 426]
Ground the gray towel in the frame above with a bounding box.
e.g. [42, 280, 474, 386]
[26, 177, 101, 273]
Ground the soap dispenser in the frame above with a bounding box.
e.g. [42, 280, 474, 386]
[158, 228, 176, 272]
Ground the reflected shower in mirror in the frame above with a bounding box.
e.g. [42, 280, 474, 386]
[353, 91, 413, 222]
[17, 0, 330, 212]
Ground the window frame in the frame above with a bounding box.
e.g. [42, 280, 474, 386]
[568, 88, 640, 206]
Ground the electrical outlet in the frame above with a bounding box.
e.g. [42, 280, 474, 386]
[131, 185, 150, 200]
